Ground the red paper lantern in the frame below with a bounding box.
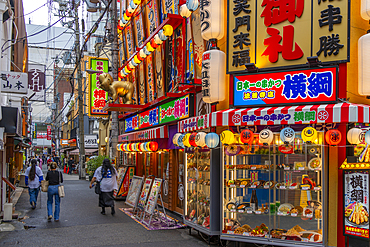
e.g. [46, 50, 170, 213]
[189, 133, 197, 147]
[149, 141, 158, 152]
[127, 143, 134, 151]
[325, 129, 342, 146]
[240, 129, 254, 144]
[125, 9, 133, 17]
[150, 39, 160, 48]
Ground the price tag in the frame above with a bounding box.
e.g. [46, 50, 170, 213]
[247, 210, 253, 214]
[240, 185, 246, 188]
[227, 231, 234, 235]
[280, 186, 286, 189]
[230, 184, 236, 187]
[291, 213, 298, 217]
[302, 239, 309, 242]
[250, 185, 257, 188]
[238, 210, 244, 213]
[251, 166, 257, 170]
[298, 167, 305, 170]
[277, 212, 284, 216]
[243, 232, 249, 236]
[306, 214, 313, 218]
[289, 186, 297, 190]
[264, 185, 270, 189]
[230, 209, 236, 212]
[284, 167, 290, 170]
[314, 187, 321, 191]
[255, 211, 262, 214]
[302, 187, 310, 190]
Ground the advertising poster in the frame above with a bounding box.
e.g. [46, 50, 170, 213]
[344, 171, 370, 239]
[116, 167, 135, 198]
[138, 62, 146, 105]
[145, 178, 162, 215]
[124, 24, 135, 58]
[125, 175, 144, 208]
[155, 46, 164, 98]
[233, 67, 337, 107]
[139, 107, 159, 129]
[191, 9, 205, 79]
[186, 17, 194, 81]
[145, 54, 155, 102]
[167, 35, 175, 93]
[137, 178, 153, 210]
[174, 25, 184, 91]
[88, 58, 109, 117]
[133, 6, 145, 47]
[159, 95, 189, 124]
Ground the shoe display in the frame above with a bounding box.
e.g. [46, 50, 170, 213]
[47, 215, 52, 222]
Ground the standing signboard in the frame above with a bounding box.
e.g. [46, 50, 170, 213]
[145, 178, 162, 215]
[125, 175, 144, 208]
[137, 178, 153, 210]
[116, 166, 135, 199]
[344, 170, 370, 239]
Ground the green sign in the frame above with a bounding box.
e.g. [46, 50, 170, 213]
[89, 58, 109, 117]
[159, 95, 190, 124]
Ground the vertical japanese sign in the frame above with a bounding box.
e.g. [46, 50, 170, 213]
[124, 24, 135, 58]
[139, 107, 159, 129]
[47, 125, 51, 140]
[162, 0, 175, 15]
[174, 25, 184, 91]
[226, 0, 349, 73]
[186, 17, 195, 80]
[191, 9, 206, 79]
[344, 171, 370, 239]
[28, 64, 46, 102]
[1, 72, 28, 94]
[88, 58, 109, 117]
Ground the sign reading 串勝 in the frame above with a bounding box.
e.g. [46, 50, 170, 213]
[125, 95, 192, 132]
[233, 67, 337, 107]
[1, 72, 28, 94]
[88, 58, 109, 117]
[344, 170, 370, 239]
[227, 0, 349, 73]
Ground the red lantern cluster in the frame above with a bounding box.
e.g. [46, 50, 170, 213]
[325, 129, 342, 146]
[189, 132, 197, 147]
[240, 129, 254, 144]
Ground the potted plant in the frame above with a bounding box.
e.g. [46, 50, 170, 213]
[86, 155, 109, 181]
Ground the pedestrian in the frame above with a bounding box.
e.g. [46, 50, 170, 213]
[89, 158, 118, 215]
[67, 157, 74, 174]
[46, 162, 63, 222]
[25, 159, 43, 209]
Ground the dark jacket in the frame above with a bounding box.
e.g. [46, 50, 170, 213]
[46, 170, 63, 185]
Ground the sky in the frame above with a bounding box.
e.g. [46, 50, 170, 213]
[23, 0, 61, 27]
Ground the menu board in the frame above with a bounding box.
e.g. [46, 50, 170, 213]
[125, 176, 144, 208]
[344, 170, 370, 239]
[116, 167, 135, 198]
[145, 178, 162, 215]
[137, 178, 152, 210]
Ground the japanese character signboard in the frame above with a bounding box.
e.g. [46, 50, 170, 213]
[28, 64, 45, 102]
[233, 67, 337, 107]
[227, 0, 349, 73]
[1, 71, 28, 94]
[139, 107, 160, 129]
[84, 135, 98, 148]
[88, 58, 109, 117]
[344, 171, 370, 239]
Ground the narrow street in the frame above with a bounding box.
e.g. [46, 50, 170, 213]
[0, 172, 208, 247]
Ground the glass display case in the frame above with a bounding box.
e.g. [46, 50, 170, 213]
[221, 132, 325, 246]
[184, 148, 221, 235]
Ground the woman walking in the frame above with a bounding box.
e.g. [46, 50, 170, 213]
[46, 162, 63, 222]
[89, 158, 118, 215]
[25, 159, 43, 209]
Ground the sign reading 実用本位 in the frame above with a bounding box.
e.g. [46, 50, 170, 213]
[233, 67, 337, 107]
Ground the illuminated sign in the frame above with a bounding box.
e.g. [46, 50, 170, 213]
[88, 57, 109, 117]
[233, 67, 337, 107]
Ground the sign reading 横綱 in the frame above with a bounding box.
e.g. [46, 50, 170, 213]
[227, 0, 349, 73]
[344, 171, 370, 239]
[1, 72, 28, 94]
[233, 67, 337, 107]
[89, 58, 109, 117]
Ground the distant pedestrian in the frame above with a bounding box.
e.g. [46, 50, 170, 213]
[46, 162, 63, 222]
[67, 157, 74, 174]
[25, 159, 43, 209]
[89, 158, 117, 215]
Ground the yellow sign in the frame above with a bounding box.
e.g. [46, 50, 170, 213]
[227, 0, 349, 73]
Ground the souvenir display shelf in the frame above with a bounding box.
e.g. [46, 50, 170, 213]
[184, 148, 221, 235]
[221, 132, 326, 246]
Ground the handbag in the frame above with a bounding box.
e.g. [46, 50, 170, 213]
[41, 180, 49, 192]
[58, 171, 65, 198]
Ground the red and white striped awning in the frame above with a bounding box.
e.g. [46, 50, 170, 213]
[118, 125, 168, 142]
[210, 103, 370, 127]
[178, 114, 211, 133]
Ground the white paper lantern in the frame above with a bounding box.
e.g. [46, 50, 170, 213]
[359, 33, 370, 95]
[180, 4, 192, 18]
[200, 0, 225, 40]
[347, 128, 364, 144]
[259, 129, 273, 145]
[172, 133, 182, 146]
[201, 49, 226, 103]
[362, 0, 370, 20]
[186, 0, 199, 11]
[365, 130, 370, 145]
[280, 127, 295, 144]
[195, 132, 207, 147]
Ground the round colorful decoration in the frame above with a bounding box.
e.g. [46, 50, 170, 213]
[178, 134, 186, 148]
[301, 127, 318, 144]
[365, 130, 370, 145]
[205, 132, 220, 148]
[139, 143, 146, 151]
[325, 129, 342, 146]
[280, 127, 295, 144]
[195, 132, 207, 147]
[145, 142, 151, 151]
[220, 130, 235, 145]
[347, 128, 363, 145]
[149, 142, 158, 152]
[240, 129, 254, 144]
[183, 133, 191, 147]
[259, 129, 273, 145]
[172, 133, 182, 146]
[189, 133, 197, 147]
[225, 145, 241, 156]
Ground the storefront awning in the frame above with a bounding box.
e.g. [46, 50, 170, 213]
[210, 103, 370, 127]
[118, 125, 168, 142]
[69, 148, 98, 155]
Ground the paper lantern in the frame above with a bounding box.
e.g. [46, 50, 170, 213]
[205, 132, 219, 148]
[202, 49, 226, 103]
[259, 129, 273, 145]
[134, 55, 142, 64]
[347, 128, 363, 144]
[130, 0, 138, 9]
[150, 39, 160, 49]
[149, 142, 158, 152]
[134, 143, 140, 152]
[158, 30, 168, 41]
[172, 133, 182, 146]
[200, 0, 225, 40]
[145, 142, 151, 151]
[240, 129, 254, 144]
[120, 144, 125, 151]
[128, 62, 135, 69]
[146, 42, 155, 52]
[280, 127, 295, 144]
[325, 129, 342, 146]
[178, 134, 186, 148]
[117, 144, 121, 151]
[234, 134, 243, 144]
[139, 49, 147, 60]
[143, 46, 151, 56]
[365, 130, 370, 145]
[359, 33, 370, 95]
[126, 144, 131, 151]
[153, 34, 163, 45]
[220, 130, 235, 145]
[183, 133, 191, 147]
[195, 132, 207, 147]
[189, 133, 197, 147]
[180, 4, 192, 18]
[186, 0, 199, 11]
[163, 25, 173, 37]
[139, 143, 146, 151]
[361, 0, 370, 20]
[301, 127, 318, 143]
[133, 0, 141, 5]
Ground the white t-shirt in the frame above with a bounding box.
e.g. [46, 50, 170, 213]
[93, 166, 118, 192]
[25, 166, 43, 189]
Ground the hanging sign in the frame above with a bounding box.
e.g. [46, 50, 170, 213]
[233, 67, 337, 107]
[344, 170, 370, 239]
[47, 125, 51, 140]
[28, 64, 46, 102]
[139, 107, 159, 129]
[88, 58, 109, 117]
[1, 72, 28, 94]
[227, 0, 349, 73]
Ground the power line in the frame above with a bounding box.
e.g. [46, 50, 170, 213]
[16, 2, 48, 19]
[27, 28, 72, 45]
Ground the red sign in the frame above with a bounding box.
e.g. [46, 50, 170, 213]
[47, 125, 51, 140]
[36, 132, 47, 139]
[233, 67, 337, 107]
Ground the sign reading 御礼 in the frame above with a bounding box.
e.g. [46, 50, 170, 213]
[125, 95, 192, 132]
[233, 67, 337, 107]
[227, 0, 349, 73]
[89, 58, 109, 117]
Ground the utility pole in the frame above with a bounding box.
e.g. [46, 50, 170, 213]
[110, 0, 119, 163]
[74, 0, 85, 179]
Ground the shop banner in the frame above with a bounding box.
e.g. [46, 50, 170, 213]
[47, 125, 51, 140]
[178, 114, 210, 133]
[344, 170, 370, 239]
[139, 107, 159, 129]
[145, 178, 162, 215]
[125, 175, 144, 208]
[89, 58, 109, 117]
[84, 135, 98, 148]
[137, 178, 152, 210]
[233, 67, 337, 107]
[1, 71, 28, 94]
